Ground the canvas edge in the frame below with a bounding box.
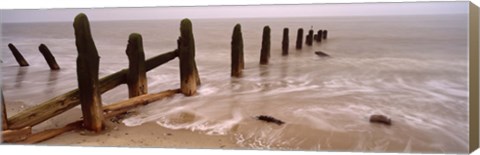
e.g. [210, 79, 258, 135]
[470, 1, 480, 153]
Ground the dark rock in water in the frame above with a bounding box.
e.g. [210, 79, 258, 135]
[256, 115, 285, 125]
[315, 51, 330, 57]
[369, 114, 391, 125]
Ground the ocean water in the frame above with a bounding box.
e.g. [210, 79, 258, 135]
[1, 14, 469, 153]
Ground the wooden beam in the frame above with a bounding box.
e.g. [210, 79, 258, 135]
[7, 43, 29, 67]
[19, 121, 82, 144]
[126, 33, 147, 98]
[74, 13, 104, 132]
[39, 44, 61, 70]
[7, 50, 177, 130]
[103, 89, 180, 117]
[1, 126, 31, 143]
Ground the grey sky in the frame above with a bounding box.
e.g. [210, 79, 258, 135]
[1, 1, 468, 23]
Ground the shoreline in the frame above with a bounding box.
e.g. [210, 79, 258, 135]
[3, 100, 243, 149]
[40, 121, 242, 149]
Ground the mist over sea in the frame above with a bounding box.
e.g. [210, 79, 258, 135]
[1, 14, 469, 153]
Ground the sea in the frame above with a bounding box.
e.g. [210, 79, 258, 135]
[1, 14, 469, 153]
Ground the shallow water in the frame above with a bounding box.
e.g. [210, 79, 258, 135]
[1, 14, 469, 153]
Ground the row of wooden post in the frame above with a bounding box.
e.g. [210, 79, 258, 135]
[230, 25, 328, 77]
[73, 14, 200, 132]
[7, 43, 60, 70]
[2, 15, 326, 141]
[2, 13, 200, 142]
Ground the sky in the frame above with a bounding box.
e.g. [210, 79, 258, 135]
[0, 1, 469, 23]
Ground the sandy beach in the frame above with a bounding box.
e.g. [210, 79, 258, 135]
[41, 121, 240, 149]
[3, 100, 243, 149]
[1, 3, 470, 153]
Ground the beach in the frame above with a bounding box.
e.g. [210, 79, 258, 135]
[3, 101, 242, 149]
[1, 13, 469, 153]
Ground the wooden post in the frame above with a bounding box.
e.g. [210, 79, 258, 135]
[178, 18, 198, 96]
[2, 91, 7, 130]
[323, 30, 328, 39]
[231, 24, 244, 77]
[260, 26, 271, 65]
[316, 30, 323, 42]
[73, 13, 104, 132]
[7, 43, 29, 67]
[38, 44, 60, 70]
[306, 29, 314, 46]
[295, 28, 303, 49]
[126, 33, 147, 98]
[282, 28, 289, 56]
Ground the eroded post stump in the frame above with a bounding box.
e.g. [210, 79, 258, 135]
[126, 33, 147, 98]
[231, 24, 244, 77]
[296, 28, 303, 49]
[260, 26, 271, 65]
[282, 28, 289, 56]
[8, 43, 29, 67]
[2, 91, 7, 130]
[38, 44, 60, 70]
[316, 30, 323, 42]
[323, 30, 328, 39]
[73, 13, 104, 132]
[306, 29, 314, 46]
[178, 18, 199, 96]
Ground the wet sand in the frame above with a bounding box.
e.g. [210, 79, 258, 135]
[3, 100, 243, 149]
[41, 121, 241, 149]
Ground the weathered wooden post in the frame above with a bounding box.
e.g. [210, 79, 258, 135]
[323, 30, 328, 39]
[38, 44, 60, 70]
[126, 33, 147, 98]
[2, 91, 7, 130]
[296, 28, 303, 49]
[260, 26, 271, 65]
[73, 13, 104, 132]
[231, 24, 244, 77]
[7, 43, 29, 67]
[306, 29, 314, 46]
[178, 18, 199, 96]
[316, 30, 323, 42]
[282, 28, 289, 56]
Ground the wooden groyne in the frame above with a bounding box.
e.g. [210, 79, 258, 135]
[2, 12, 331, 143]
[2, 13, 200, 143]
